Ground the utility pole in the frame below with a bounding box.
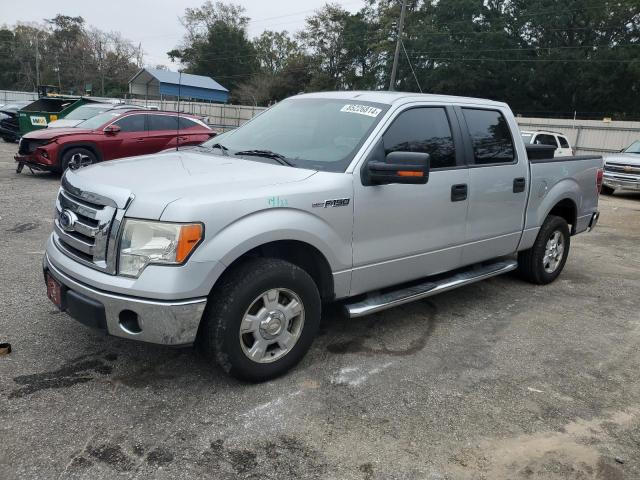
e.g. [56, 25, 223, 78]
[389, 0, 408, 91]
[35, 34, 40, 90]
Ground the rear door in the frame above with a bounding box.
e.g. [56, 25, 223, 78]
[351, 105, 469, 295]
[147, 114, 179, 151]
[458, 107, 528, 265]
[102, 113, 149, 160]
[177, 117, 213, 146]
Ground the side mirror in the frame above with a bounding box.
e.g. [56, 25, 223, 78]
[103, 124, 121, 135]
[365, 151, 430, 185]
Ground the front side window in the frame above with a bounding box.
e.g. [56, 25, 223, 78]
[381, 107, 456, 169]
[534, 134, 558, 147]
[462, 109, 515, 165]
[201, 98, 389, 172]
[114, 114, 146, 133]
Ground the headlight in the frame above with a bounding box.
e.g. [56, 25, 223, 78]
[118, 219, 203, 277]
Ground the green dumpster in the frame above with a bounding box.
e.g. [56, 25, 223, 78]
[17, 96, 101, 135]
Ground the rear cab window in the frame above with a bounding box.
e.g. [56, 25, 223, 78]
[461, 108, 515, 165]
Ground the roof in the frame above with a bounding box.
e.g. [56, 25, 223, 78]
[130, 68, 228, 92]
[297, 90, 508, 108]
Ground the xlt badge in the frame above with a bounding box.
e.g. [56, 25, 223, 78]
[312, 198, 351, 208]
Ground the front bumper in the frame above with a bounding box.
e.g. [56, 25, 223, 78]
[603, 172, 640, 191]
[43, 254, 207, 346]
[15, 153, 56, 171]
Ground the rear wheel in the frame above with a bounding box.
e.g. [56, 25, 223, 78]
[61, 147, 97, 171]
[199, 258, 321, 382]
[517, 215, 570, 285]
[600, 185, 615, 195]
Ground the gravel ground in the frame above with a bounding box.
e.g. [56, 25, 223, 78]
[0, 140, 639, 480]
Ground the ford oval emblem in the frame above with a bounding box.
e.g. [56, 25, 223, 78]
[59, 209, 78, 232]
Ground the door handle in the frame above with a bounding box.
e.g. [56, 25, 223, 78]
[135, 137, 145, 142]
[513, 177, 526, 193]
[451, 183, 468, 202]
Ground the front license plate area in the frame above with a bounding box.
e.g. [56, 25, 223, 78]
[46, 273, 65, 310]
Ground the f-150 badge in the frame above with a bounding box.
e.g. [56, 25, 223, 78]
[313, 198, 351, 208]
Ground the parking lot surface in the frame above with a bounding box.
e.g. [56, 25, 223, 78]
[1, 141, 639, 479]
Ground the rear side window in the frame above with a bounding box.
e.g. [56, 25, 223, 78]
[558, 136, 570, 148]
[114, 114, 146, 133]
[534, 134, 558, 147]
[148, 115, 178, 131]
[462, 109, 515, 164]
[382, 107, 456, 169]
[178, 117, 200, 129]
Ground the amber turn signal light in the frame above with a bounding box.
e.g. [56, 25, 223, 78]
[397, 170, 424, 177]
[176, 224, 203, 263]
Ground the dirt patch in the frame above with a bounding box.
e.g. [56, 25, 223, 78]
[445, 409, 637, 479]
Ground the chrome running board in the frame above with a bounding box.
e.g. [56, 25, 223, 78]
[344, 259, 518, 318]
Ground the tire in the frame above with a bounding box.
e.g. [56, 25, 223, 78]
[60, 147, 97, 171]
[517, 215, 570, 285]
[2, 136, 15, 143]
[198, 258, 321, 382]
[600, 185, 615, 195]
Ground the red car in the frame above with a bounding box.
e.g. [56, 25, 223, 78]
[15, 109, 215, 173]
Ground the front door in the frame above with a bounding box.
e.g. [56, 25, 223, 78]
[457, 107, 529, 265]
[102, 113, 150, 160]
[351, 106, 469, 296]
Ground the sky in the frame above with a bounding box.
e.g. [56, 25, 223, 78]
[1, 0, 365, 68]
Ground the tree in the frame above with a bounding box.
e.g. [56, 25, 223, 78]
[253, 30, 300, 75]
[168, 2, 257, 91]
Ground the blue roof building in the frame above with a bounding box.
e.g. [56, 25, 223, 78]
[128, 68, 229, 103]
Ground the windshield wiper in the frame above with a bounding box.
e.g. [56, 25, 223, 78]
[234, 149, 294, 167]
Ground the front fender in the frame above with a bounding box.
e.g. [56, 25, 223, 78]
[191, 208, 352, 273]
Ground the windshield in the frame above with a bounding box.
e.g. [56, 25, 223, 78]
[201, 97, 389, 172]
[64, 104, 114, 121]
[624, 141, 640, 154]
[76, 111, 126, 130]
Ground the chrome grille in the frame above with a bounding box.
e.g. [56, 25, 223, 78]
[54, 185, 120, 273]
[604, 163, 640, 175]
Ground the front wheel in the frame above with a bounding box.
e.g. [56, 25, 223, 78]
[517, 215, 570, 285]
[199, 258, 321, 381]
[61, 147, 97, 171]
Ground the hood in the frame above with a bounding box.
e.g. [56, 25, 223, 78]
[48, 119, 83, 129]
[24, 127, 93, 140]
[604, 152, 640, 167]
[64, 150, 317, 219]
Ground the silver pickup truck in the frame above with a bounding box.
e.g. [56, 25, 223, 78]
[43, 92, 603, 381]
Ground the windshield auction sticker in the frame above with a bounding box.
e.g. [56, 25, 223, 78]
[340, 104, 382, 117]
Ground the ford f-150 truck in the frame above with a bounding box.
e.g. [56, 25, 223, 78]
[43, 92, 603, 381]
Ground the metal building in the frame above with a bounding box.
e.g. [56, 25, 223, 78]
[128, 68, 229, 103]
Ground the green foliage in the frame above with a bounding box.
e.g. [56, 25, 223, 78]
[0, 15, 140, 95]
[177, 0, 638, 116]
